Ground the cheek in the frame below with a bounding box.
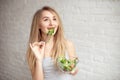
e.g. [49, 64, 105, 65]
[39, 23, 48, 33]
[54, 21, 59, 28]
[40, 22, 48, 28]
[55, 22, 59, 29]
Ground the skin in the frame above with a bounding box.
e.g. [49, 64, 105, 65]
[39, 10, 58, 41]
[30, 10, 78, 80]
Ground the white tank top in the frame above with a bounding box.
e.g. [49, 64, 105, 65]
[42, 54, 73, 80]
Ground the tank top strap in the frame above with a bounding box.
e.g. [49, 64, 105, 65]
[65, 50, 69, 59]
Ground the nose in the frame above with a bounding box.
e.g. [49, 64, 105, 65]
[49, 19, 54, 26]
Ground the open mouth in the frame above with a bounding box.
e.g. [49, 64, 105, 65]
[45, 28, 55, 43]
[47, 28, 54, 36]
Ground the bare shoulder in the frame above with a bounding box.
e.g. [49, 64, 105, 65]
[66, 40, 77, 59]
[66, 40, 74, 47]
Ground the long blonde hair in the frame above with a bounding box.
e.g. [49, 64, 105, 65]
[26, 6, 66, 76]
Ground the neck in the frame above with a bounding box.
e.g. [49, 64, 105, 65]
[41, 33, 54, 45]
[46, 36, 54, 45]
[43, 34, 54, 57]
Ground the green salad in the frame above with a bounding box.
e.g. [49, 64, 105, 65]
[45, 28, 54, 42]
[57, 56, 78, 72]
[47, 28, 54, 36]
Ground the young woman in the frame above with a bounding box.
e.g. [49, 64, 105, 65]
[26, 6, 78, 80]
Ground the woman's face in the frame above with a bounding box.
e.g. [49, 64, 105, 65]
[39, 10, 59, 35]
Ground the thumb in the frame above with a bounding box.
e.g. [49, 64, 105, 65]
[39, 41, 45, 48]
[29, 43, 33, 49]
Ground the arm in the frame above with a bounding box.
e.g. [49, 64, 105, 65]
[33, 60, 44, 80]
[66, 40, 79, 76]
[30, 41, 45, 80]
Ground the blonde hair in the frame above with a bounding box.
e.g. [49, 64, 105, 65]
[26, 6, 66, 76]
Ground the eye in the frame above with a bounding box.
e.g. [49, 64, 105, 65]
[44, 18, 48, 21]
[53, 18, 57, 21]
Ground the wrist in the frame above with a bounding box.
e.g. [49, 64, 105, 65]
[36, 56, 43, 62]
[36, 59, 43, 63]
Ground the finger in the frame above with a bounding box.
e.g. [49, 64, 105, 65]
[32, 42, 39, 47]
[29, 43, 32, 48]
[38, 41, 45, 47]
[41, 41, 45, 46]
[41, 42, 46, 49]
[39, 41, 45, 44]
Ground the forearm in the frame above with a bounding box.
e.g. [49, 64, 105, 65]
[33, 60, 44, 80]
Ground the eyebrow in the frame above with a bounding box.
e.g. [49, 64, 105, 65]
[42, 16, 56, 19]
[42, 16, 48, 19]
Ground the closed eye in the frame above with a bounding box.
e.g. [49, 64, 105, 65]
[44, 18, 48, 21]
[53, 18, 57, 21]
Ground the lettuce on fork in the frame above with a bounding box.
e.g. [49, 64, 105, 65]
[45, 28, 54, 42]
[47, 28, 54, 36]
[57, 56, 79, 73]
